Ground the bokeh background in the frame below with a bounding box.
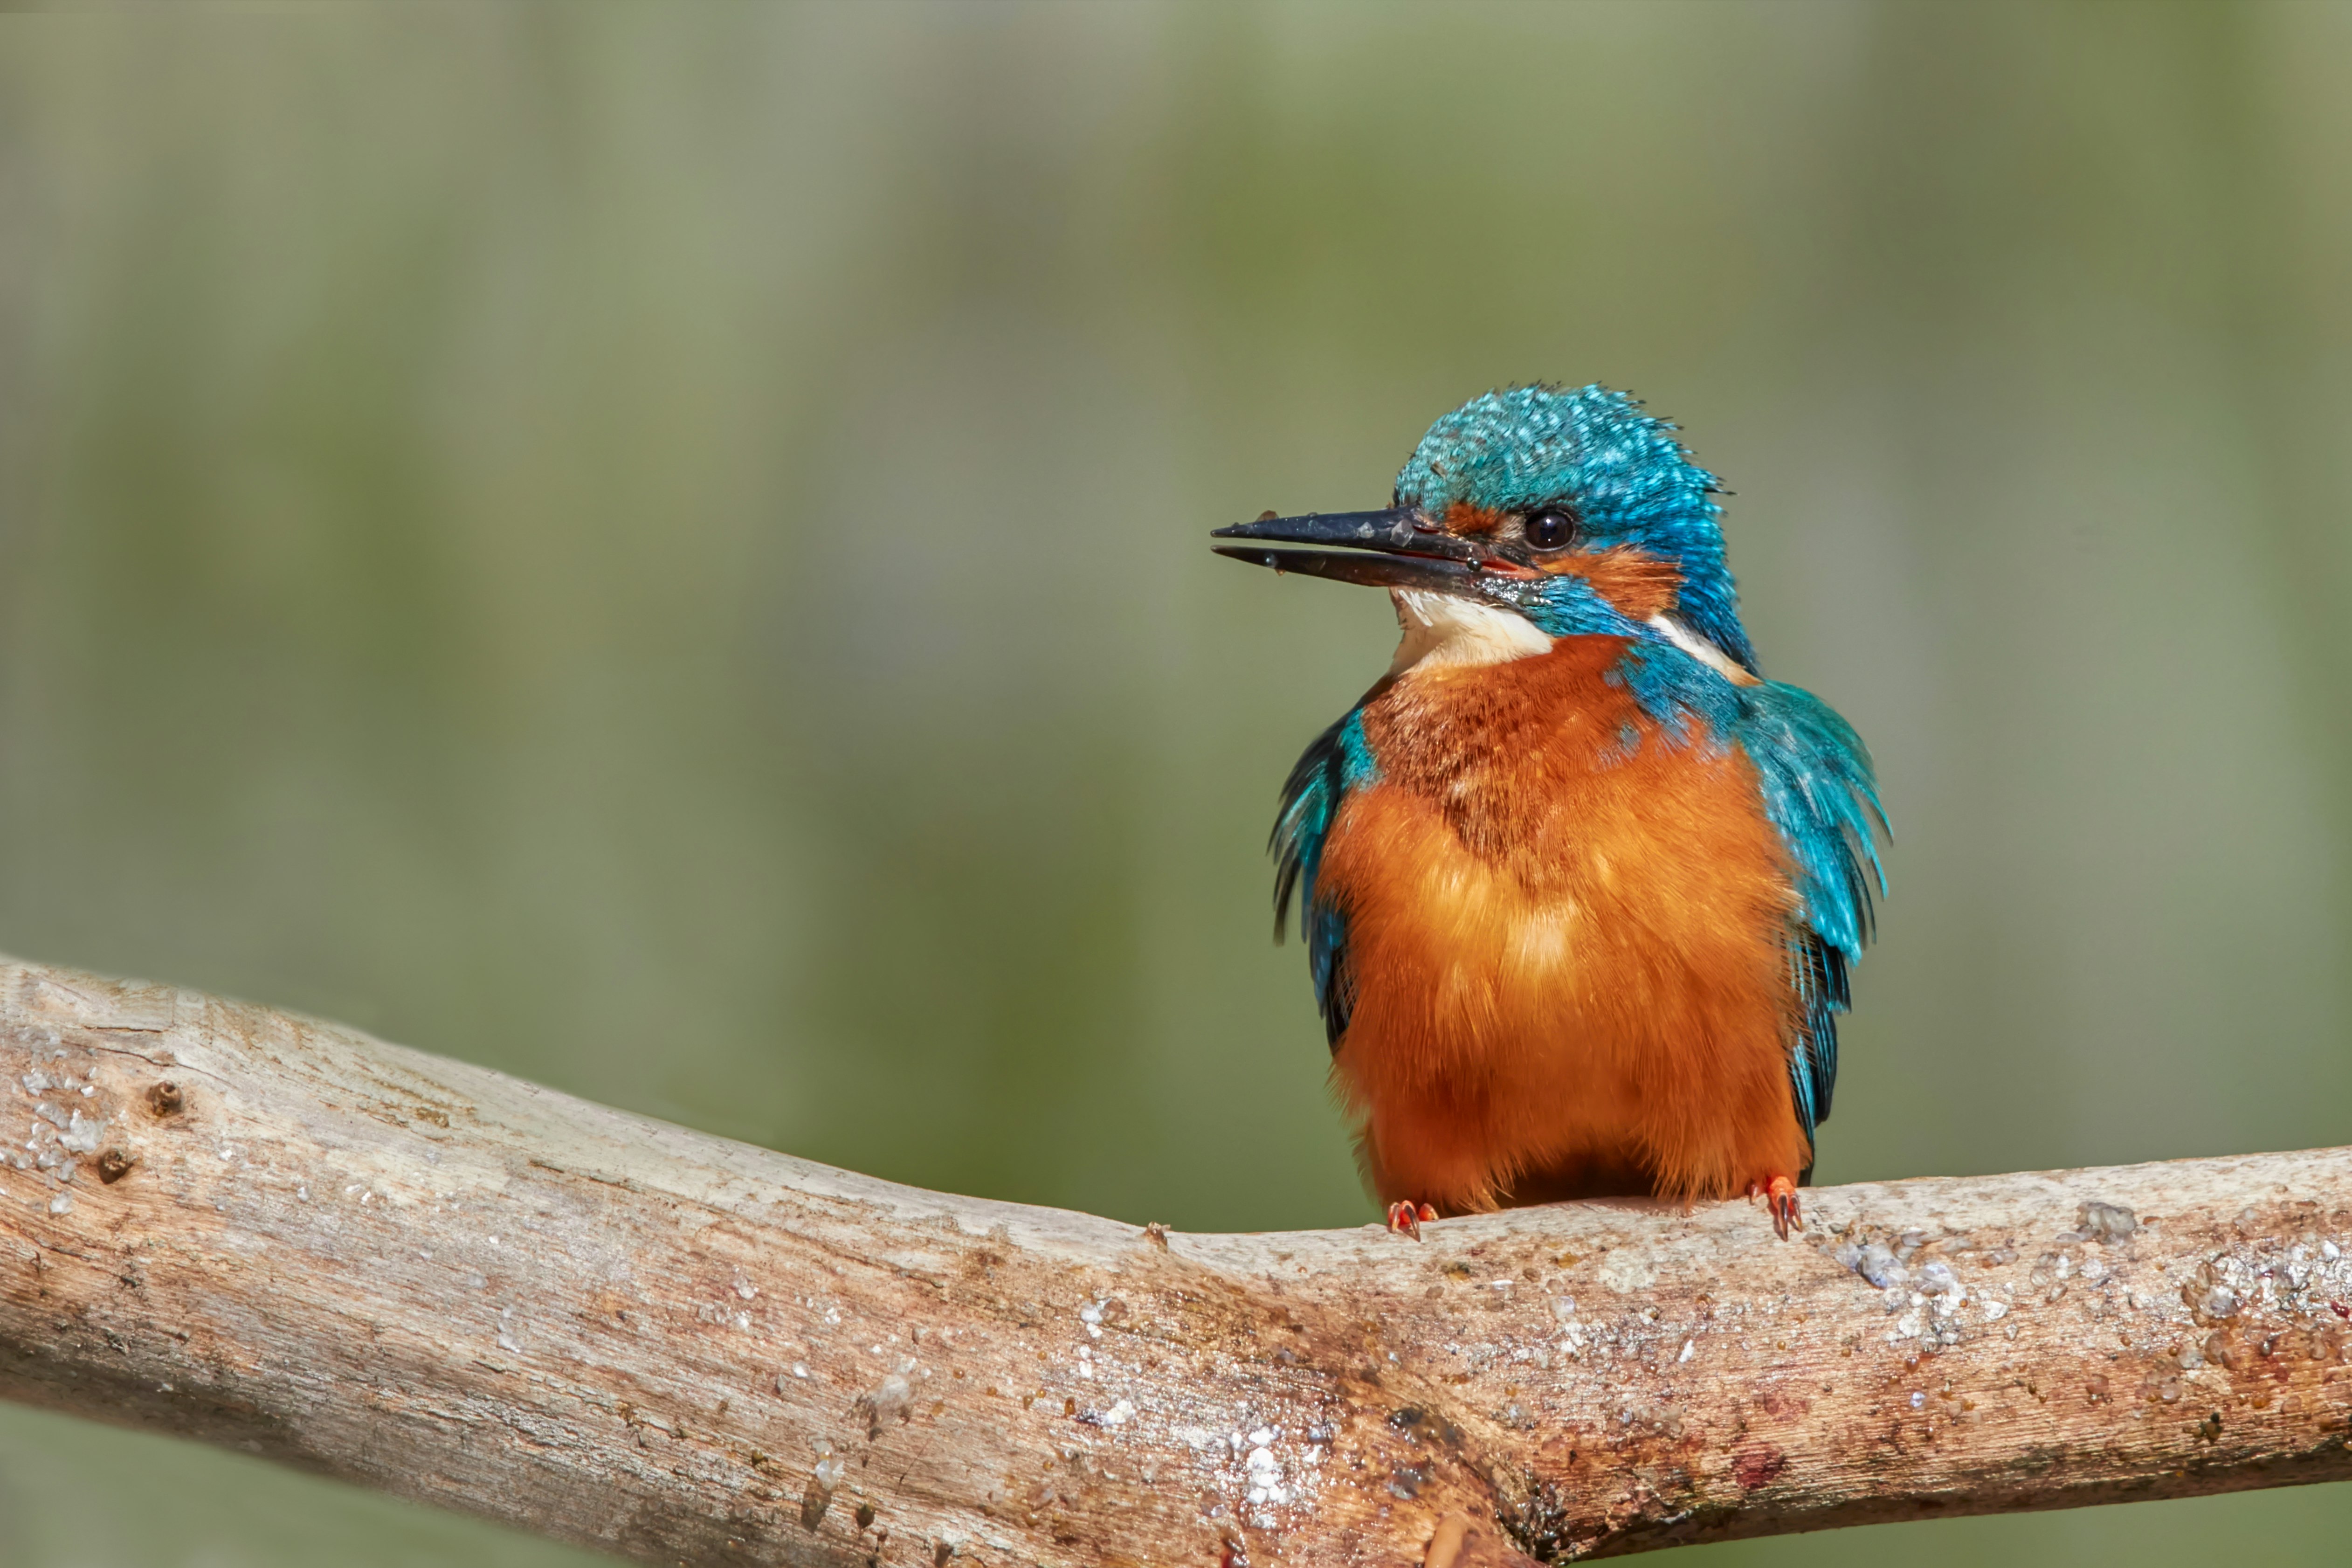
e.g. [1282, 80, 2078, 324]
[2, 1, 2349, 1563]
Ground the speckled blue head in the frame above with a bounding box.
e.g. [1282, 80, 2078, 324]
[1394, 384, 1758, 673]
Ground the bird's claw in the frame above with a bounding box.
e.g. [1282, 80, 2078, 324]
[1386, 1200, 1439, 1240]
[1746, 1175, 1801, 1240]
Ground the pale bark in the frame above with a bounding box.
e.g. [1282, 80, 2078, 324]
[1, 955, 2347, 1568]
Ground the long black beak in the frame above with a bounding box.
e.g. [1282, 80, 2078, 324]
[1209, 507, 1489, 591]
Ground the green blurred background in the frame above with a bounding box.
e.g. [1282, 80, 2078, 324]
[2, 0, 2349, 1563]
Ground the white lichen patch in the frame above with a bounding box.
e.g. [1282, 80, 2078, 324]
[1598, 1250, 1656, 1293]
[1243, 1442, 1284, 1505]
[858, 1357, 916, 1437]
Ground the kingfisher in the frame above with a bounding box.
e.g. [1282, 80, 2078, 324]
[1213, 385, 1885, 1240]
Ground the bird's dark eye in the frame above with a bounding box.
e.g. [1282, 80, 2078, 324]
[1523, 508, 1577, 551]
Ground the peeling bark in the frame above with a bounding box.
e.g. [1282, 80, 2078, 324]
[1, 955, 2348, 1566]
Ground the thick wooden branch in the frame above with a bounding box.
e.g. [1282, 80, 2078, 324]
[1, 957, 2348, 1567]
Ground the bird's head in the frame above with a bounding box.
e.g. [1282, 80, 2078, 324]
[1213, 384, 1757, 678]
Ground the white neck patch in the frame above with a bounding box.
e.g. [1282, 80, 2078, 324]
[1387, 588, 1553, 675]
[1644, 613, 1759, 685]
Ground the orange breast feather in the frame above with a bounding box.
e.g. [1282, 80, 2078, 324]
[1317, 637, 1810, 1215]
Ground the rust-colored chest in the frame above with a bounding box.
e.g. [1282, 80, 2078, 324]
[1316, 638, 1811, 1211]
[1357, 637, 1650, 879]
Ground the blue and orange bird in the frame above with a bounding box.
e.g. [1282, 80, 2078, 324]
[1212, 386, 1886, 1240]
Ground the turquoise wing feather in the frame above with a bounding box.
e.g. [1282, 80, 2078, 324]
[1731, 680, 1888, 1157]
[1272, 709, 1378, 1051]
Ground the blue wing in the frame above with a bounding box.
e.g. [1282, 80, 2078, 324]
[1731, 680, 1888, 1165]
[1272, 708, 1379, 1052]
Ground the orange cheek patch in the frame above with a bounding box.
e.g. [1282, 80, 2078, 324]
[1440, 502, 1506, 536]
[1539, 545, 1684, 620]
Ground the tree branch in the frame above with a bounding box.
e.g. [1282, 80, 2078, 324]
[1, 956, 2347, 1567]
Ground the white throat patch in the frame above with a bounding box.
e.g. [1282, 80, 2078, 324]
[1387, 588, 1553, 676]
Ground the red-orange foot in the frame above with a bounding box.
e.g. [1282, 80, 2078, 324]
[1386, 1200, 1439, 1240]
[1746, 1175, 1801, 1240]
